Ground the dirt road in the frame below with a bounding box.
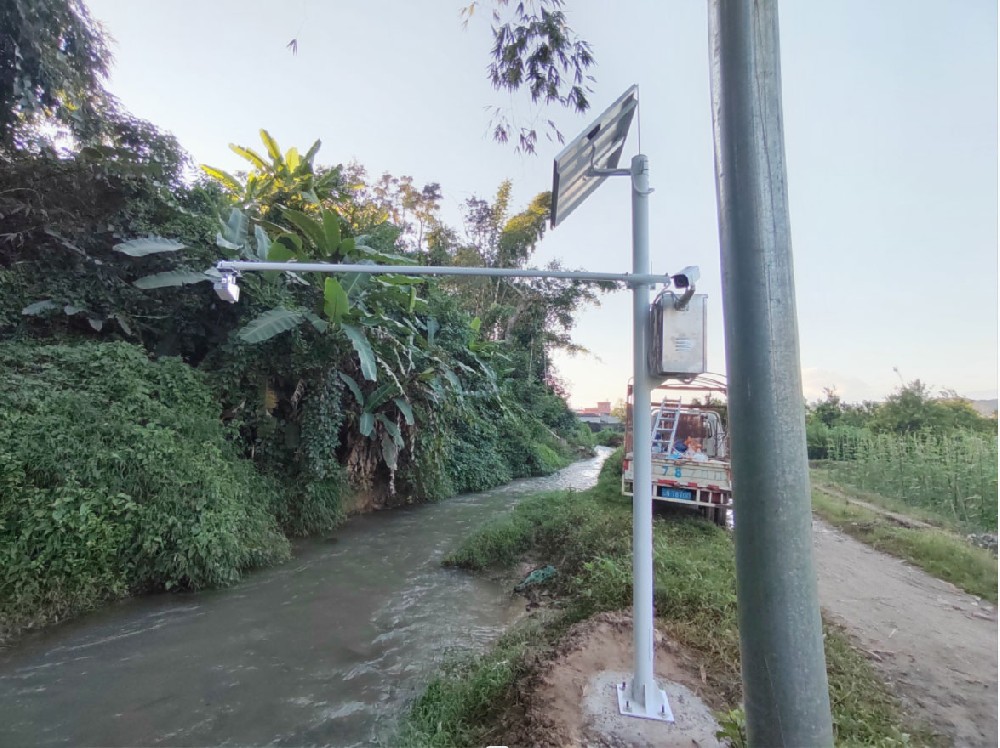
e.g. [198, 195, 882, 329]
[813, 519, 998, 747]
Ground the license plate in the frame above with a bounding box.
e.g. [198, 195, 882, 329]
[660, 488, 693, 500]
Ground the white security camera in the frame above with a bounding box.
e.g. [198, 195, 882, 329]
[213, 273, 240, 303]
[671, 266, 701, 289]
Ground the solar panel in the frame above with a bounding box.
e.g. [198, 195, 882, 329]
[550, 85, 638, 228]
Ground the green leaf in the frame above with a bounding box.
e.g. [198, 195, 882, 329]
[267, 243, 295, 263]
[63, 305, 85, 316]
[201, 165, 241, 193]
[260, 129, 283, 166]
[394, 397, 415, 426]
[114, 237, 186, 256]
[342, 323, 377, 382]
[283, 209, 326, 250]
[470, 316, 482, 334]
[357, 245, 416, 265]
[223, 208, 249, 248]
[323, 278, 349, 322]
[427, 317, 439, 345]
[271, 233, 302, 261]
[409, 285, 417, 313]
[303, 139, 322, 166]
[216, 233, 241, 251]
[21, 299, 58, 316]
[359, 412, 375, 437]
[302, 311, 329, 332]
[254, 225, 271, 261]
[322, 211, 342, 255]
[338, 237, 355, 257]
[366, 383, 399, 411]
[339, 372, 364, 406]
[87, 316, 104, 332]
[237, 309, 305, 343]
[134, 271, 210, 289]
[377, 274, 426, 286]
[229, 144, 268, 170]
[443, 368, 462, 391]
[285, 147, 300, 173]
[111, 314, 133, 337]
[376, 414, 404, 447]
[342, 260, 375, 299]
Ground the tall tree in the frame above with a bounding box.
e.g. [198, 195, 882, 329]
[463, 0, 596, 152]
[0, 0, 111, 149]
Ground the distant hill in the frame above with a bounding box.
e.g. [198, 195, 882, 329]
[969, 399, 998, 417]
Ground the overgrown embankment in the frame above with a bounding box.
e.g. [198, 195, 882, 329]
[397, 451, 933, 747]
[1, 127, 597, 641]
[0, 342, 291, 642]
[0, 341, 587, 644]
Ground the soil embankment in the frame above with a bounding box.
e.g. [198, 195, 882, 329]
[813, 519, 998, 746]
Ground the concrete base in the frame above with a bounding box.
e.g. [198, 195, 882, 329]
[584, 671, 724, 748]
[616, 679, 674, 722]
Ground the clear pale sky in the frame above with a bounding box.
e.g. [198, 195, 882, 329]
[86, 0, 998, 407]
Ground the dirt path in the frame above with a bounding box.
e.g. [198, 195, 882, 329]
[813, 518, 998, 746]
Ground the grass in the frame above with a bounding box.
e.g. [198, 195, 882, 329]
[398, 450, 933, 747]
[812, 488, 998, 604]
[394, 623, 543, 748]
[812, 466, 963, 532]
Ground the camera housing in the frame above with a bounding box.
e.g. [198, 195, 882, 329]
[213, 274, 240, 303]
[671, 265, 700, 289]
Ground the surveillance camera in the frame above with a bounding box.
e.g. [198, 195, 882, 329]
[671, 266, 700, 289]
[213, 274, 240, 303]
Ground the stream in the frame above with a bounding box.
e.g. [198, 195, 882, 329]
[0, 447, 612, 747]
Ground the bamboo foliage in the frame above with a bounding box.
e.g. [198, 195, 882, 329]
[826, 430, 998, 530]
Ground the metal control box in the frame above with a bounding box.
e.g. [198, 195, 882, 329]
[649, 293, 707, 378]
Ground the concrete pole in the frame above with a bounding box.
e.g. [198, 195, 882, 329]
[708, 1, 833, 745]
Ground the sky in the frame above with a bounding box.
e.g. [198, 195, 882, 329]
[86, 0, 998, 407]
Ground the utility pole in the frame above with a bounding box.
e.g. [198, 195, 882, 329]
[708, 1, 834, 745]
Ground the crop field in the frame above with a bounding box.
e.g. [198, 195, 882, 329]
[823, 430, 998, 531]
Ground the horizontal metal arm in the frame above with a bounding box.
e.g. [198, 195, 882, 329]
[215, 260, 672, 286]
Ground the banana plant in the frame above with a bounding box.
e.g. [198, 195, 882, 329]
[202, 130, 340, 212]
[338, 372, 415, 470]
[125, 208, 274, 290]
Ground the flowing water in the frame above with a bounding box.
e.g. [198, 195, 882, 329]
[0, 448, 612, 747]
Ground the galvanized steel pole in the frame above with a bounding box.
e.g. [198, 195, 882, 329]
[627, 153, 664, 716]
[708, 1, 834, 745]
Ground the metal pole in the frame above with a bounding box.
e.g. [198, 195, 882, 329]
[621, 153, 670, 721]
[708, 1, 833, 745]
[216, 261, 673, 286]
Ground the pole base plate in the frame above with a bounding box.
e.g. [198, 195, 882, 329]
[616, 679, 674, 722]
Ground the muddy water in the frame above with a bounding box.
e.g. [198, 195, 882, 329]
[0, 448, 611, 748]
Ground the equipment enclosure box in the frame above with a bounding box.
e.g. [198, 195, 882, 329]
[649, 293, 707, 379]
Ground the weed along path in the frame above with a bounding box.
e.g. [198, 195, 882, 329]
[0, 449, 612, 748]
[812, 519, 999, 746]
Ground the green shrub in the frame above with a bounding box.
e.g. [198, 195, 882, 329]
[593, 428, 624, 447]
[0, 342, 290, 641]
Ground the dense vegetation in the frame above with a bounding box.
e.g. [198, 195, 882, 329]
[0, 1, 598, 639]
[806, 383, 997, 531]
[397, 453, 927, 747]
[0, 343, 292, 640]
